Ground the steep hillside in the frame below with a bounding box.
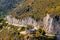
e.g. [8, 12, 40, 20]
[0, 0, 60, 18]
[0, 0, 25, 16]
[10, 0, 60, 20]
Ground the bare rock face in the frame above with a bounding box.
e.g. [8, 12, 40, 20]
[5, 15, 39, 30]
[43, 14, 54, 36]
[43, 14, 60, 35]
[43, 14, 60, 40]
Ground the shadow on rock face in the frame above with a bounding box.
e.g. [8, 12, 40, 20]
[53, 16, 59, 22]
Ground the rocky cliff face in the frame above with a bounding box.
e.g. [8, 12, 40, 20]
[5, 15, 39, 30]
[43, 14, 54, 35]
[43, 14, 60, 40]
[5, 14, 60, 39]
